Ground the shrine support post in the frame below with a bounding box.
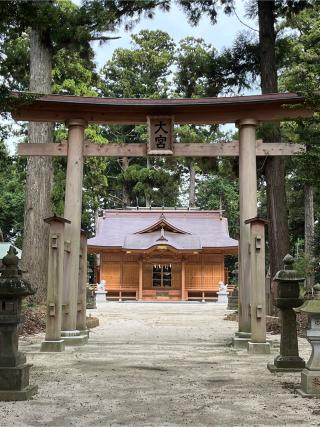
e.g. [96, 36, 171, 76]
[246, 218, 271, 354]
[61, 119, 88, 345]
[138, 258, 143, 300]
[181, 259, 186, 301]
[41, 216, 70, 352]
[234, 119, 258, 348]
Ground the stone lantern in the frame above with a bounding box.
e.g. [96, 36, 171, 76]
[297, 283, 320, 397]
[0, 246, 38, 400]
[227, 262, 239, 311]
[86, 284, 97, 309]
[267, 254, 305, 372]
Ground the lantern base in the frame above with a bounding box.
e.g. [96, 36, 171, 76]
[268, 355, 305, 372]
[0, 384, 38, 401]
[0, 364, 38, 401]
[267, 362, 305, 373]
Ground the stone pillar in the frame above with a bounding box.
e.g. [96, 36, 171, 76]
[181, 259, 186, 301]
[61, 118, 87, 345]
[298, 284, 320, 397]
[234, 119, 257, 348]
[76, 231, 89, 341]
[138, 258, 143, 301]
[0, 247, 38, 400]
[267, 255, 305, 372]
[245, 218, 271, 354]
[41, 216, 70, 352]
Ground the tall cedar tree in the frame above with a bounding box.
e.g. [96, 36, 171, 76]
[257, 0, 311, 278]
[257, 1, 289, 279]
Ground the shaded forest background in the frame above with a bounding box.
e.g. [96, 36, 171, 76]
[0, 0, 320, 301]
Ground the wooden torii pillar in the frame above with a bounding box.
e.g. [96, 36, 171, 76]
[61, 119, 88, 345]
[233, 119, 258, 347]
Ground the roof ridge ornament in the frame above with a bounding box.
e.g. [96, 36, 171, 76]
[156, 227, 168, 242]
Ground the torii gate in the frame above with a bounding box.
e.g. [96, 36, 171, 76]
[12, 92, 313, 349]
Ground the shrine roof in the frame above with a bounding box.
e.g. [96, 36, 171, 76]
[88, 209, 238, 253]
[11, 92, 312, 124]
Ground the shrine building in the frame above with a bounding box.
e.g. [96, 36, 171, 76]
[88, 209, 238, 301]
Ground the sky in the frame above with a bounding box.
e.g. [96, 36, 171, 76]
[91, 1, 258, 73]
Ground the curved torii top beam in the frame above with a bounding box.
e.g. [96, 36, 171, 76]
[11, 92, 313, 125]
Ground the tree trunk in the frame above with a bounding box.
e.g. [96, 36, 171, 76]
[304, 183, 315, 288]
[21, 29, 53, 303]
[121, 156, 130, 208]
[189, 161, 196, 208]
[258, 1, 289, 278]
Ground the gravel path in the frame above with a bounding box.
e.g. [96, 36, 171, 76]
[0, 302, 319, 426]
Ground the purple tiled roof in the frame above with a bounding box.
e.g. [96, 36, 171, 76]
[88, 210, 238, 251]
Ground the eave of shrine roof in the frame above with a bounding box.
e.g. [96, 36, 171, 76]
[135, 214, 190, 235]
[123, 230, 202, 251]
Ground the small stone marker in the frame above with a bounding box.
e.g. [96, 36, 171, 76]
[297, 284, 320, 397]
[0, 246, 38, 400]
[267, 254, 305, 373]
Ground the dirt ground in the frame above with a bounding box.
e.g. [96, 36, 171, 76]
[1, 302, 319, 427]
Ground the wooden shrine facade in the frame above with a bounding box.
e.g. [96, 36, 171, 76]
[88, 209, 237, 301]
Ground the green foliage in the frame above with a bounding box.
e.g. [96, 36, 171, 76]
[121, 163, 179, 207]
[174, 37, 218, 98]
[197, 173, 239, 238]
[0, 138, 25, 245]
[294, 253, 315, 284]
[177, 0, 233, 26]
[101, 29, 174, 98]
[279, 5, 320, 258]
[280, 5, 320, 102]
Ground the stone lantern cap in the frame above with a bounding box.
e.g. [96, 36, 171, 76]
[0, 246, 34, 297]
[299, 284, 320, 315]
[273, 254, 304, 283]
